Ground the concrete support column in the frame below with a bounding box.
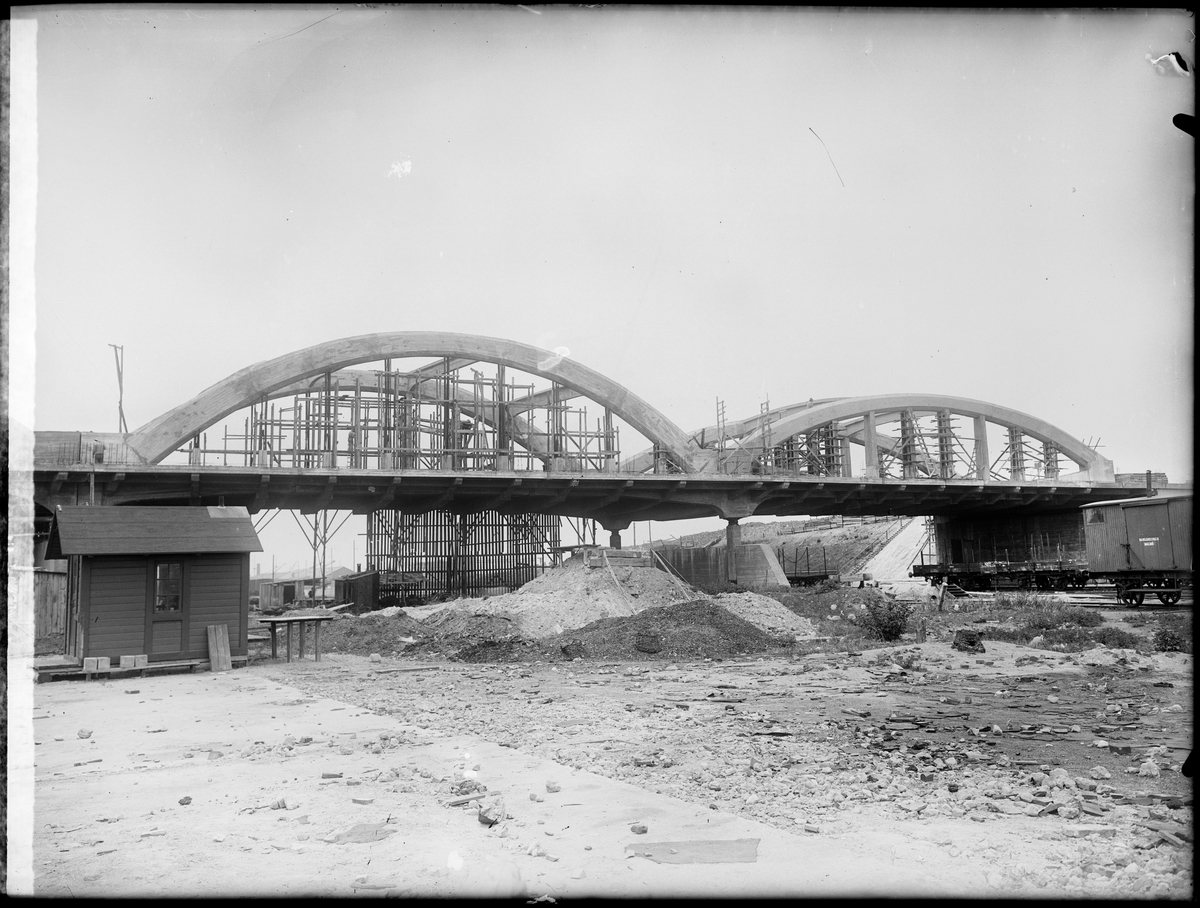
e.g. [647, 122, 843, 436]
[725, 518, 742, 583]
[973, 415, 990, 481]
[1007, 427, 1025, 480]
[1042, 441, 1059, 480]
[601, 520, 630, 550]
[900, 410, 918, 479]
[863, 411, 879, 479]
[937, 409, 954, 479]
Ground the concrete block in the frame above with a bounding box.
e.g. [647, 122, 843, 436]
[83, 658, 99, 672]
[134, 654, 149, 668]
[120, 655, 138, 668]
[95, 656, 111, 671]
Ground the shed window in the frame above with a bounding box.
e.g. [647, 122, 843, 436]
[1086, 510, 1106, 525]
[154, 561, 183, 613]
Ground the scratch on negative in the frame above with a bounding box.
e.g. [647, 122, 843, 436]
[809, 128, 845, 188]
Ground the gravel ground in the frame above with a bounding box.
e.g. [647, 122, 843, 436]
[274, 643, 1194, 899]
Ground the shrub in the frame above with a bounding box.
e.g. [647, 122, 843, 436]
[993, 591, 1052, 611]
[859, 599, 913, 642]
[1023, 604, 1103, 632]
[1092, 627, 1142, 649]
[1154, 628, 1186, 653]
[980, 626, 1034, 645]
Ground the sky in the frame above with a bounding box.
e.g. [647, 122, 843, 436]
[12, 5, 1195, 574]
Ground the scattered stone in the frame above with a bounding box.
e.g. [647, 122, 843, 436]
[478, 799, 506, 827]
[369, 653, 382, 663]
[352, 797, 375, 805]
[178, 797, 192, 806]
[1138, 761, 1161, 778]
[1065, 824, 1117, 838]
[631, 824, 648, 835]
[545, 780, 561, 793]
[77, 729, 93, 740]
[1089, 767, 1112, 780]
[951, 630, 985, 654]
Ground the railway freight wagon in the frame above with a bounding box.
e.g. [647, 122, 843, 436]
[1081, 495, 1192, 606]
[910, 511, 1090, 591]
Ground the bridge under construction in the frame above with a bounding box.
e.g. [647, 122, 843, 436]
[30, 332, 1188, 599]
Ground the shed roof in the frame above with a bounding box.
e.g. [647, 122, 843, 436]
[47, 506, 263, 557]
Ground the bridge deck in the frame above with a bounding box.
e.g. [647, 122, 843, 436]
[33, 463, 1186, 524]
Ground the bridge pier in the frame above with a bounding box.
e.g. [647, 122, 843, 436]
[601, 519, 631, 550]
[725, 518, 742, 583]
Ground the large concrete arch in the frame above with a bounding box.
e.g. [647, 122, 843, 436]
[126, 333, 698, 470]
[736, 393, 1111, 480]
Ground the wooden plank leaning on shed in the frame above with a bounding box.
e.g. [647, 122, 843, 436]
[207, 624, 233, 672]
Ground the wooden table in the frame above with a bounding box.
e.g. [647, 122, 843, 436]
[257, 614, 336, 663]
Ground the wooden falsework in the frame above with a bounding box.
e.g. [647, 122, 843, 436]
[367, 508, 561, 603]
[207, 624, 233, 672]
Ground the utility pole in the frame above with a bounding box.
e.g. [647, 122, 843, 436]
[109, 344, 129, 433]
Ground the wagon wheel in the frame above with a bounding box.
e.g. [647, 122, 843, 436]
[1053, 575, 1069, 591]
[1157, 590, 1181, 606]
[1121, 590, 1145, 607]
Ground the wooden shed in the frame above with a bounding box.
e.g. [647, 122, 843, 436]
[47, 506, 263, 664]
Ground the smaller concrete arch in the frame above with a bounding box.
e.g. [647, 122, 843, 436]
[734, 394, 1112, 481]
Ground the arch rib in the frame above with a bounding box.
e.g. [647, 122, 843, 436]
[736, 394, 1108, 477]
[126, 333, 698, 471]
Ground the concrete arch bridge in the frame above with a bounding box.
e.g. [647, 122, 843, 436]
[34, 333, 1177, 535]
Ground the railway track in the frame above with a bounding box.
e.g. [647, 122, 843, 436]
[950, 586, 1193, 610]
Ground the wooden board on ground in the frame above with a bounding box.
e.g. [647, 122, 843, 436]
[207, 624, 233, 672]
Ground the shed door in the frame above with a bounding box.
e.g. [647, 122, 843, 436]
[1123, 505, 1175, 571]
[148, 559, 188, 660]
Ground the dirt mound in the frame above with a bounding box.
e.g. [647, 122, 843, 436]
[413, 553, 698, 640]
[711, 592, 818, 638]
[317, 613, 428, 656]
[420, 608, 521, 639]
[541, 600, 782, 662]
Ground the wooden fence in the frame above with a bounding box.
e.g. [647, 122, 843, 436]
[35, 570, 67, 636]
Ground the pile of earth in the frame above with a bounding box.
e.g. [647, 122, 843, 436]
[452, 600, 787, 663]
[711, 591, 818, 638]
[411, 552, 698, 639]
[312, 612, 430, 657]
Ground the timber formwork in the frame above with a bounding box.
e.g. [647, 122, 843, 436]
[188, 360, 621, 474]
[365, 508, 562, 604]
